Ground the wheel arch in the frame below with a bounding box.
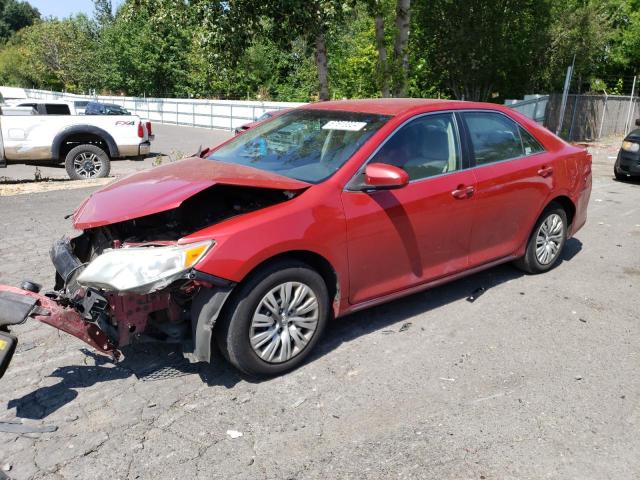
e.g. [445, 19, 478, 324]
[189, 249, 340, 365]
[238, 250, 340, 317]
[546, 195, 576, 228]
[52, 125, 119, 161]
[516, 194, 577, 258]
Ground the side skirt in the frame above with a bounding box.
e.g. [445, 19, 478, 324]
[341, 255, 518, 316]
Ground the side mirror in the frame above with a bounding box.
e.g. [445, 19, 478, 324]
[635, 118, 640, 127]
[364, 163, 409, 190]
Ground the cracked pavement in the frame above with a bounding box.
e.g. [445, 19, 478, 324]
[0, 141, 639, 479]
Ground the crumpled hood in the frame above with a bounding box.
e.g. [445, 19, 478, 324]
[73, 157, 310, 229]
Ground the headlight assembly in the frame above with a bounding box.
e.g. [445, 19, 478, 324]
[77, 241, 213, 294]
[622, 140, 639, 153]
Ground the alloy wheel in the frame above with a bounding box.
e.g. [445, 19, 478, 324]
[73, 152, 103, 178]
[249, 281, 319, 363]
[535, 213, 564, 265]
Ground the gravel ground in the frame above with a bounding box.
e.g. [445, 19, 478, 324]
[0, 137, 638, 479]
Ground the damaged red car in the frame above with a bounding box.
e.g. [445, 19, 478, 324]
[0, 99, 592, 378]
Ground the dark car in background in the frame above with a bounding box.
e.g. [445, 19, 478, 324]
[84, 101, 130, 115]
[234, 108, 292, 135]
[614, 119, 640, 180]
[74, 100, 90, 114]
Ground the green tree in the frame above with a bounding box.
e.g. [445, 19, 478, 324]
[412, 0, 551, 101]
[0, 0, 40, 42]
[97, 0, 193, 96]
[93, 0, 114, 28]
[0, 16, 99, 91]
[543, 0, 627, 92]
[225, 0, 351, 100]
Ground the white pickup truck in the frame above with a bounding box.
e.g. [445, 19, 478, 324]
[0, 101, 153, 179]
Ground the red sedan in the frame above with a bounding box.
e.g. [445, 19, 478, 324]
[0, 99, 592, 378]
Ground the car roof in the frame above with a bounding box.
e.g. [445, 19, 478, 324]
[301, 98, 514, 117]
[87, 101, 124, 108]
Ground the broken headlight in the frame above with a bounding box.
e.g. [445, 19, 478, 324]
[77, 241, 213, 294]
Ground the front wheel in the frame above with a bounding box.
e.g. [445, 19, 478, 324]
[65, 144, 111, 180]
[216, 261, 330, 376]
[514, 203, 567, 274]
[614, 168, 627, 181]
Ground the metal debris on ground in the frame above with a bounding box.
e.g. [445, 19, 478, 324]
[291, 398, 307, 408]
[398, 322, 412, 332]
[136, 363, 200, 381]
[466, 287, 486, 303]
[0, 419, 57, 434]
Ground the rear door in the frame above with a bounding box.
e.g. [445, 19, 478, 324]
[460, 111, 554, 267]
[342, 112, 477, 304]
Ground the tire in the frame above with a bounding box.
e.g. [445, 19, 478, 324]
[216, 260, 330, 377]
[514, 202, 568, 274]
[64, 144, 110, 180]
[614, 168, 627, 181]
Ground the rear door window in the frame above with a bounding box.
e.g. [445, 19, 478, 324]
[44, 104, 70, 115]
[463, 112, 525, 165]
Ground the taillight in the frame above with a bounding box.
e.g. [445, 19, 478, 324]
[137, 122, 143, 138]
[146, 121, 152, 136]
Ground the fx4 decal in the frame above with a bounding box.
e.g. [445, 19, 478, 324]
[115, 121, 135, 126]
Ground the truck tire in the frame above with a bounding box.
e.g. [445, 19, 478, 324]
[64, 144, 110, 180]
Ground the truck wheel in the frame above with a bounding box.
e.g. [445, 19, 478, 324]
[64, 145, 110, 180]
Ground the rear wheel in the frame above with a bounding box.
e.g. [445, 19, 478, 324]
[514, 203, 567, 274]
[65, 144, 110, 180]
[216, 261, 329, 376]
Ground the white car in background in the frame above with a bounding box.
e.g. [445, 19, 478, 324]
[0, 101, 153, 179]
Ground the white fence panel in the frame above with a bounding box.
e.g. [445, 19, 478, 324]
[8, 88, 306, 131]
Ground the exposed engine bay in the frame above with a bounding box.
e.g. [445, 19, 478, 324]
[73, 184, 294, 250]
[0, 184, 298, 370]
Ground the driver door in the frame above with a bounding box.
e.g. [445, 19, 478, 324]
[341, 112, 477, 304]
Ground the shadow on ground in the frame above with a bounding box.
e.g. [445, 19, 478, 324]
[8, 239, 582, 420]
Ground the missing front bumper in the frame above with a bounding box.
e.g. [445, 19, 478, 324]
[0, 284, 119, 379]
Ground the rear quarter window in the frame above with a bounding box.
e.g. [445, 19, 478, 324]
[45, 104, 71, 115]
[519, 126, 544, 155]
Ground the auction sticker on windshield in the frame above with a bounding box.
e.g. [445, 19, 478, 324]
[322, 121, 367, 131]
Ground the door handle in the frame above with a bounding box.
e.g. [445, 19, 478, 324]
[451, 185, 475, 199]
[537, 166, 553, 178]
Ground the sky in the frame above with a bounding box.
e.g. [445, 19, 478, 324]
[28, 0, 124, 19]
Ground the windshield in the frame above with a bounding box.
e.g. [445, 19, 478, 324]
[208, 109, 390, 183]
